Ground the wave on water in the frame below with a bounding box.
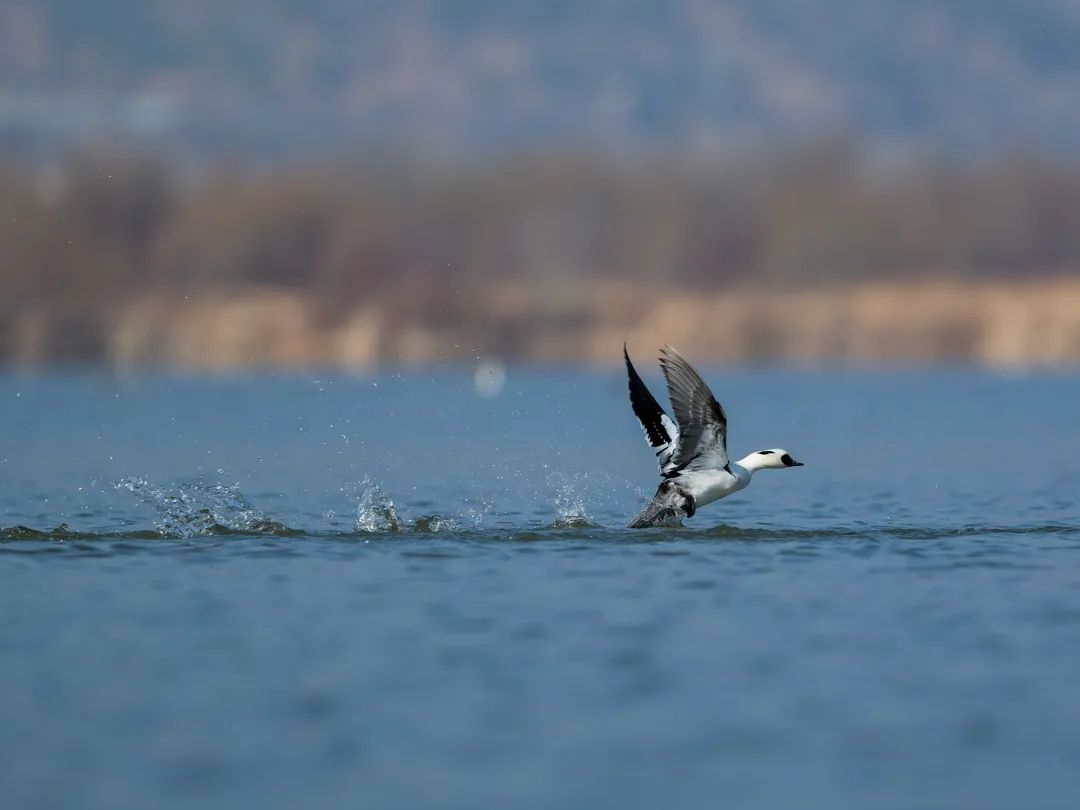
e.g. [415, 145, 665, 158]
[2, 520, 1078, 545]
[0, 524, 164, 542]
[653, 523, 1080, 542]
[3, 473, 1076, 544]
[1, 469, 628, 542]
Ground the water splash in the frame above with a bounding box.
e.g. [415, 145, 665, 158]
[349, 476, 406, 533]
[344, 478, 492, 534]
[412, 515, 459, 533]
[115, 476, 297, 538]
[460, 496, 494, 529]
[544, 468, 649, 529]
[551, 474, 597, 529]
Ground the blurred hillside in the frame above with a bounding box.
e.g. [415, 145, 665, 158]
[4, 147, 1080, 368]
[4, 0, 1080, 160]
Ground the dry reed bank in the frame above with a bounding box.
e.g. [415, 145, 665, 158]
[3, 147, 1080, 368]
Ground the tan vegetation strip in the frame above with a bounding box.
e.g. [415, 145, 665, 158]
[57, 278, 1079, 369]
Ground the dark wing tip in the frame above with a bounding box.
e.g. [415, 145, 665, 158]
[624, 344, 672, 450]
[623, 343, 638, 379]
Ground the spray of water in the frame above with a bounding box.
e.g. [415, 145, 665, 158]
[115, 476, 295, 538]
[348, 476, 407, 533]
[550, 473, 595, 528]
[106, 471, 620, 538]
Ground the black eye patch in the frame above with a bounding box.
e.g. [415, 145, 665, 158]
[781, 453, 794, 466]
[757, 450, 774, 455]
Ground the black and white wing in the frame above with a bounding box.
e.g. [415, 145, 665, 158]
[624, 345, 681, 475]
[658, 345, 729, 473]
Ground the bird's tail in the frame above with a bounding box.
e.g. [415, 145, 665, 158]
[627, 483, 691, 528]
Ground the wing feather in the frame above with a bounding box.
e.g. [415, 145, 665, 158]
[658, 345, 728, 472]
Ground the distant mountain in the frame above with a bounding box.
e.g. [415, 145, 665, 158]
[3, 0, 1080, 160]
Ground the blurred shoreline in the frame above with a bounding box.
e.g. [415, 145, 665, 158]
[5, 277, 1080, 370]
[4, 148, 1080, 370]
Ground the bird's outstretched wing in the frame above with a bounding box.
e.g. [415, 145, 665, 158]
[624, 345, 680, 475]
[658, 345, 729, 473]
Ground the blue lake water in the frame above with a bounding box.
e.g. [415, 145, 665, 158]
[3, 368, 1080, 809]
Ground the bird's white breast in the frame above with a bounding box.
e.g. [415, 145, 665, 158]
[681, 464, 752, 508]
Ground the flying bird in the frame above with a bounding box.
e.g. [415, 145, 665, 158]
[624, 345, 803, 528]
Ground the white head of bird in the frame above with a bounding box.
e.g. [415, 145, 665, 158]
[738, 449, 804, 471]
